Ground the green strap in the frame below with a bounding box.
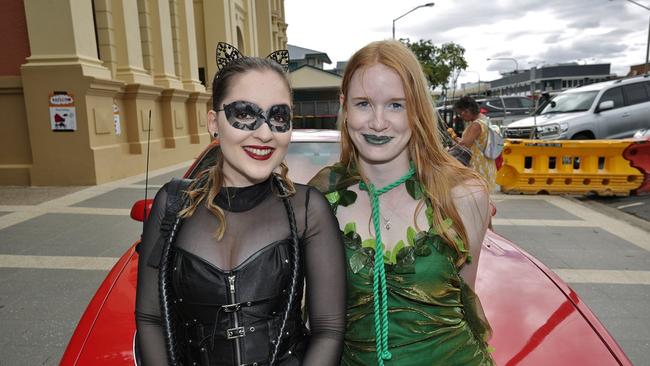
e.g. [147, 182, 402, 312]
[359, 163, 416, 365]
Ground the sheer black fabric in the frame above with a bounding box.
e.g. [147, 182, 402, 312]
[136, 179, 346, 365]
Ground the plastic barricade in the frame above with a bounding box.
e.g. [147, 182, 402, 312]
[497, 139, 643, 196]
[623, 137, 650, 194]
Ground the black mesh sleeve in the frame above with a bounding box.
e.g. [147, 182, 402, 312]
[135, 186, 170, 366]
[301, 187, 347, 365]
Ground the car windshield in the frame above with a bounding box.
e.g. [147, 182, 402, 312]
[188, 141, 341, 184]
[286, 141, 341, 184]
[540, 91, 598, 114]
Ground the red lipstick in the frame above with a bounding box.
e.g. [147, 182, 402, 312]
[243, 145, 275, 161]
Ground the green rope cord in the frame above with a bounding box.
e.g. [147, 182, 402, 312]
[359, 163, 416, 365]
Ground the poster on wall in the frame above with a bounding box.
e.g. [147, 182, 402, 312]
[49, 92, 76, 131]
[113, 103, 121, 135]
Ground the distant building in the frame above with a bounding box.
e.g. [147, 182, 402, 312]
[627, 63, 650, 76]
[288, 44, 332, 71]
[288, 45, 340, 129]
[331, 61, 348, 76]
[459, 81, 491, 97]
[489, 63, 614, 96]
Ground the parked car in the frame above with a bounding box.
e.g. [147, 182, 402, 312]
[476, 96, 535, 126]
[504, 75, 650, 140]
[634, 127, 650, 139]
[436, 96, 534, 136]
[61, 130, 632, 366]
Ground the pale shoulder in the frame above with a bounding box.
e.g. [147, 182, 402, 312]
[451, 179, 489, 212]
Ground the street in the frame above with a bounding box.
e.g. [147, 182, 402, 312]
[0, 164, 648, 365]
[583, 194, 650, 223]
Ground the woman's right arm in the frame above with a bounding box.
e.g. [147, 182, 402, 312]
[135, 187, 170, 365]
[300, 187, 347, 365]
[457, 121, 482, 147]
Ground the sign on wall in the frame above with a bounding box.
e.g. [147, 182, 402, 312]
[113, 103, 121, 135]
[49, 92, 76, 131]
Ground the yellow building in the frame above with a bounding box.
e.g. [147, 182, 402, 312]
[0, 0, 287, 186]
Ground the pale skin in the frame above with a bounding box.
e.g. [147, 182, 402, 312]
[339, 64, 490, 290]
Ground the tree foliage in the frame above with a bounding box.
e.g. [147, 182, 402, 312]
[400, 39, 468, 90]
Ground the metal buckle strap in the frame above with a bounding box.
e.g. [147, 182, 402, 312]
[221, 303, 241, 313]
[221, 293, 281, 313]
[226, 326, 246, 339]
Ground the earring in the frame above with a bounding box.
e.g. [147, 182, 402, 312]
[213, 132, 218, 138]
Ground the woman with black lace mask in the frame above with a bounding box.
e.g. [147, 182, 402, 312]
[135, 43, 346, 366]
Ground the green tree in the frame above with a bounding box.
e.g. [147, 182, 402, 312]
[400, 39, 468, 90]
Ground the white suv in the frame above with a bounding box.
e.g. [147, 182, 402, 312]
[504, 76, 650, 140]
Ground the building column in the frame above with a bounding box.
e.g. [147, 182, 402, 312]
[147, 0, 183, 89]
[122, 84, 163, 155]
[187, 92, 211, 144]
[200, 1, 231, 85]
[254, 0, 273, 56]
[21, 0, 122, 185]
[160, 89, 191, 148]
[175, 0, 205, 92]
[112, 0, 154, 85]
[22, 0, 111, 79]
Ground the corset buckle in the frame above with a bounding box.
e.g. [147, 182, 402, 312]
[226, 326, 246, 339]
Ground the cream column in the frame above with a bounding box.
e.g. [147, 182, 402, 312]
[254, 0, 273, 56]
[148, 0, 183, 89]
[112, 0, 153, 84]
[200, 1, 231, 85]
[21, 0, 119, 185]
[175, 0, 205, 92]
[22, 0, 110, 79]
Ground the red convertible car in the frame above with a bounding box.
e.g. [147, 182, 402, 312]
[61, 130, 632, 365]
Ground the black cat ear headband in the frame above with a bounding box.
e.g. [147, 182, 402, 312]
[216, 42, 289, 72]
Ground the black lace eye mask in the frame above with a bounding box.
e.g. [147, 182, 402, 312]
[218, 101, 292, 133]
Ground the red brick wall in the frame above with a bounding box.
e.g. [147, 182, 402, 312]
[0, 0, 30, 76]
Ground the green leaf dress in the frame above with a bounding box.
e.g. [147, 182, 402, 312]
[310, 164, 494, 366]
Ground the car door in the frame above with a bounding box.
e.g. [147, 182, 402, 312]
[620, 82, 650, 137]
[595, 86, 626, 138]
[504, 97, 533, 124]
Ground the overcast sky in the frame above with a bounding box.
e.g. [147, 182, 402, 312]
[285, 0, 648, 87]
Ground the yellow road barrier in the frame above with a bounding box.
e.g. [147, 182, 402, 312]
[497, 139, 644, 196]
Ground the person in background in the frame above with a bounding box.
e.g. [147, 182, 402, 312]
[310, 40, 494, 366]
[135, 42, 346, 366]
[453, 96, 498, 193]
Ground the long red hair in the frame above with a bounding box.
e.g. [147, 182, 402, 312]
[339, 40, 485, 264]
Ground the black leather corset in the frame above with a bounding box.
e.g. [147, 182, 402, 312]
[171, 240, 308, 366]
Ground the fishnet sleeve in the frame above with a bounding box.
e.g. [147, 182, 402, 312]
[134, 186, 170, 366]
[300, 187, 347, 365]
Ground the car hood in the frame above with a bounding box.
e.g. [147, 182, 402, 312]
[62, 232, 631, 365]
[507, 112, 584, 127]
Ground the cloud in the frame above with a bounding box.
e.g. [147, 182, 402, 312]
[568, 19, 601, 29]
[491, 50, 513, 58]
[544, 33, 562, 44]
[486, 61, 518, 73]
[541, 36, 629, 64]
